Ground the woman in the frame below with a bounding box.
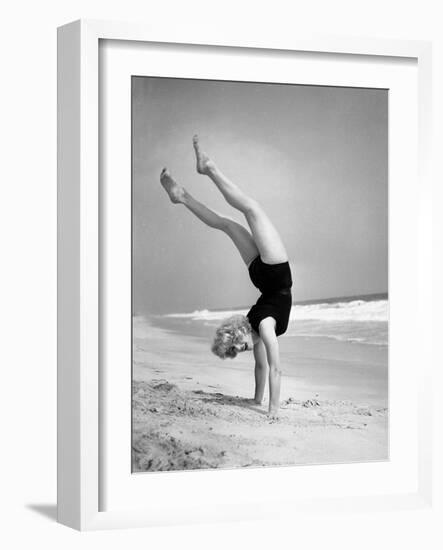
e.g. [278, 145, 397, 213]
[160, 136, 292, 418]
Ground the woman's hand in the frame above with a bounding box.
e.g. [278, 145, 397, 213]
[267, 408, 280, 421]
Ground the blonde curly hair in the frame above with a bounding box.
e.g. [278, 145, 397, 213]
[211, 314, 252, 359]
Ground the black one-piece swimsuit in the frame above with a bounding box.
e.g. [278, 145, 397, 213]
[246, 256, 293, 336]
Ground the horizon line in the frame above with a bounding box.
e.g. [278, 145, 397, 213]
[134, 290, 388, 317]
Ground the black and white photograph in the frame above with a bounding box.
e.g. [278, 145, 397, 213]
[131, 76, 389, 472]
[4, 0, 440, 543]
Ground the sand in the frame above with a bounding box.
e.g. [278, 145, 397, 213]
[132, 317, 388, 473]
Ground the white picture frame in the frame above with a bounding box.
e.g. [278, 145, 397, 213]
[57, 19, 433, 531]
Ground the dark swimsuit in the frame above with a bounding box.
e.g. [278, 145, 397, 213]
[246, 256, 293, 336]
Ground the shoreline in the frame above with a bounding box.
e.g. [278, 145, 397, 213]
[132, 315, 389, 472]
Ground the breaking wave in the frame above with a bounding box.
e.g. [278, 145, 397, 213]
[165, 299, 388, 323]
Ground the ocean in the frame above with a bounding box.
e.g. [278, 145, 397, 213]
[137, 294, 388, 407]
[160, 293, 388, 347]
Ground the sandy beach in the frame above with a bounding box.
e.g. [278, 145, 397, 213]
[132, 314, 388, 472]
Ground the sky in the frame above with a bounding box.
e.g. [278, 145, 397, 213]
[132, 77, 388, 315]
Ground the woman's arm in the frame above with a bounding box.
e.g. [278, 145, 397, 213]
[253, 339, 268, 404]
[258, 318, 281, 418]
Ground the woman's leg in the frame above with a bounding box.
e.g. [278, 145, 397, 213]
[192, 136, 288, 264]
[160, 168, 258, 265]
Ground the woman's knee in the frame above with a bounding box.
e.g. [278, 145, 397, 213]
[218, 216, 234, 232]
[244, 199, 262, 217]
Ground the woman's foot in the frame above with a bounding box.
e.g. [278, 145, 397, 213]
[160, 168, 185, 204]
[193, 135, 216, 175]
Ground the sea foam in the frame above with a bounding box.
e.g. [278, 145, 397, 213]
[165, 299, 388, 323]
